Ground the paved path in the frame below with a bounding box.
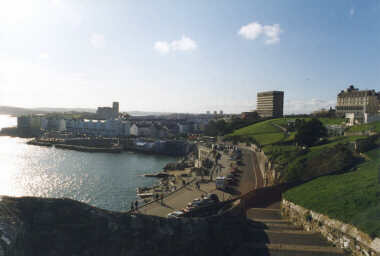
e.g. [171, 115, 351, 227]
[137, 180, 231, 217]
[240, 148, 264, 193]
[137, 146, 264, 218]
[137, 151, 236, 217]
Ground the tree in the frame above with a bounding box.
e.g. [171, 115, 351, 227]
[295, 118, 327, 147]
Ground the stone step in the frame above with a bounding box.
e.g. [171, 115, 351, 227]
[247, 208, 282, 220]
[252, 218, 292, 225]
[248, 221, 303, 231]
[232, 243, 346, 256]
[248, 228, 332, 247]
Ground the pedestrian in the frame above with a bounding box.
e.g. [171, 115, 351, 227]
[160, 194, 164, 205]
[182, 179, 186, 186]
[135, 200, 138, 210]
[130, 202, 134, 212]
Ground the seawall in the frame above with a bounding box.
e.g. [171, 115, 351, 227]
[0, 196, 253, 256]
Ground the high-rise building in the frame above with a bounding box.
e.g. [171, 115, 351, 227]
[112, 102, 119, 117]
[256, 91, 284, 118]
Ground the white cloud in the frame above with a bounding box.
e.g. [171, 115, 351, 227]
[238, 22, 263, 40]
[154, 35, 197, 55]
[238, 22, 282, 45]
[154, 41, 170, 54]
[39, 53, 49, 60]
[350, 8, 355, 16]
[90, 33, 106, 49]
[263, 24, 281, 44]
[171, 35, 198, 51]
[285, 99, 335, 114]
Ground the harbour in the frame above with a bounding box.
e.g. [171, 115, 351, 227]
[0, 115, 178, 212]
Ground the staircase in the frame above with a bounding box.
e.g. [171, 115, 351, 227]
[232, 207, 347, 256]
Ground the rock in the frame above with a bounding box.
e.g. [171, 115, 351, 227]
[0, 196, 251, 256]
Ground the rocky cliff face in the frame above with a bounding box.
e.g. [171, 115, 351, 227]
[0, 196, 251, 256]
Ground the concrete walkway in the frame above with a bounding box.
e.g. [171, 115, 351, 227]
[137, 151, 238, 217]
[137, 180, 232, 217]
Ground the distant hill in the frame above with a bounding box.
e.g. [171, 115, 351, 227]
[0, 106, 172, 117]
[0, 106, 47, 116]
[33, 107, 96, 113]
[0, 106, 96, 116]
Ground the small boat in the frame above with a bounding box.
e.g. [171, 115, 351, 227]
[137, 193, 154, 198]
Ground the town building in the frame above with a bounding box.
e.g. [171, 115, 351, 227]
[256, 91, 284, 118]
[96, 107, 114, 120]
[96, 101, 120, 120]
[336, 85, 380, 124]
[17, 116, 42, 136]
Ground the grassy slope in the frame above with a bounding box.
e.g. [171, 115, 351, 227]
[230, 117, 380, 237]
[347, 120, 380, 133]
[284, 147, 380, 238]
[229, 119, 284, 145]
[229, 117, 345, 146]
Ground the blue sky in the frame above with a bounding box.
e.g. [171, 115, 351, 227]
[0, 0, 379, 114]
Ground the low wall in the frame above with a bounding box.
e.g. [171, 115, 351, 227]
[281, 199, 380, 256]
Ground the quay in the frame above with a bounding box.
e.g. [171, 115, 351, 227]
[135, 144, 262, 217]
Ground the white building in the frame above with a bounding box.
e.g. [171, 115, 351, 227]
[130, 123, 139, 136]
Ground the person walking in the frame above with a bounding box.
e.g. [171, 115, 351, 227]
[135, 200, 138, 210]
[160, 194, 164, 205]
[130, 202, 134, 212]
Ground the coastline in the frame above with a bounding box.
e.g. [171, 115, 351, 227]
[27, 139, 123, 153]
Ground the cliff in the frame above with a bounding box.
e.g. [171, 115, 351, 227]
[0, 196, 252, 256]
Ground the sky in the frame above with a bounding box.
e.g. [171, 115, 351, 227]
[0, 0, 380, 114]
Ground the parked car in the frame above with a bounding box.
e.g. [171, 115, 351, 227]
[167, 211, 185, 218]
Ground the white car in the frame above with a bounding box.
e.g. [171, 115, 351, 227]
[167, 211, 184, 218]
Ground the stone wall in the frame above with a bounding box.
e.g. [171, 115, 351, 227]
[0, 196, 255, 256]
[281, 199, 380, 256]
[250, 145, 278, 186]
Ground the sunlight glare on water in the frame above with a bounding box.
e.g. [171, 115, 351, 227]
[0, 115, 177, 211]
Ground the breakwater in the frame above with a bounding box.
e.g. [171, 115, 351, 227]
[27, 138, 122, 153]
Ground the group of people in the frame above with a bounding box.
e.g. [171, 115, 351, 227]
[130, 193, 166, 212]
[130, 200, 139, 212]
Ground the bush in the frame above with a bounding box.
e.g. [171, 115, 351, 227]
[283, 144, 358, 183]
[295, 118, 327, 147]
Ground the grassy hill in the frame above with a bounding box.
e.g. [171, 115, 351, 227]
[347, 120, 380, 133]
[226, 117, 372, 184]
[228, 119, 285, 145]
[284, 147, 380, 238]
[228, 117, 380, 238]
[227, 117, 345, 146]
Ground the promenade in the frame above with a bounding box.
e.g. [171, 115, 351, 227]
[137, 146, 262, 217]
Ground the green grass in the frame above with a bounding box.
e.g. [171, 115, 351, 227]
[310, 136, 367, 153]
[229, 119, 284, 145]
[232, 119, 282, 135]
[347, 121, 380, 133]
[284, 147, 380, 238]
[318, 117, 345, 125]
[228, 117, 345, 146]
